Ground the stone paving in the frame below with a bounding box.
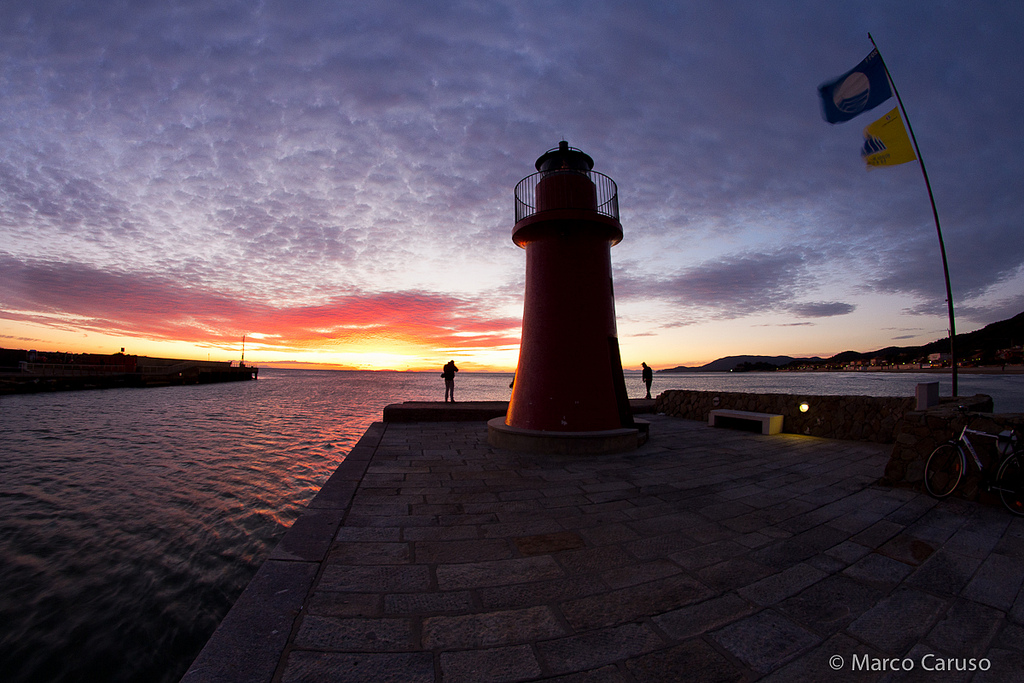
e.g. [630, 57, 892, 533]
[183, 414, 1024, 682]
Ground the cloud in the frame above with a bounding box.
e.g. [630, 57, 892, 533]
[0, 254, 519, 350]
[619, 249, 816, 318]
[788, 301, 856, 318]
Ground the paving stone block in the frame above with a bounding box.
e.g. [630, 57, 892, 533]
[841, 552, 914, 590]
[478, 575, 606, 610]
[294, 615, 414, 652]
[414, 538, 512, 564]
[876, 534, 937, 567]
[776, 573, 884, 636]
[439, 645, 542, 683]
[352, 501, 413, 516]
[994, 622, 1024, 651]
[481, 519, 566, 539]
[625, 638, 746, 682]
[737, 563, 828, 606]
[513, 531, 585, 556]
[601, 559, 681, 589]
[626, 512, 707, 537]
[962, 553, 1024, 610]
[749, 537, 819, 569]
[423, 605, 565, 649]
[826, 510, 885, 535]
[669, 539, 748, 570]
[328, 541, 411, 565]
[281, 651, 434, 683]
[721, 511, 777, 534]
[850, 520, 905, 548]
[943, 528, 1002, 559]
[535, 622, 665, 675]
[846, 588, 950, 654]
[734, 530, 777, 548]
[552, 544, 633, 574]
[384, 590, 474, 615]
[903, 521, 957, 545]
[653, 593, 757, 640]
[436, 555, 565, 590]
[317, 564, 431, 592]
[344, 513, 439, 528]
[439, 512, 500, 526]
[711, 609, 821, 673]
[925, 598, 1004, 658]
[402, 525, 480, 541]
[576, 523, 641, 546]
[305, 592, 381, 618]
[696, 556, 775, 592]
[971, 647, 1024, 683]
[624, 532, 700, 561]
[792, 524, 853, 551]
[804, 552, 848, 575]
[561, 574, 714, 630]
[991, 533, 1024, 560]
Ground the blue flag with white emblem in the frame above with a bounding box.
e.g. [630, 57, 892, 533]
[818, 48, 893, 124]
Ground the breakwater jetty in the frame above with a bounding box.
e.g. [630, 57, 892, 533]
[184, 397, 1024, 682]
[0, 350, 256, 394]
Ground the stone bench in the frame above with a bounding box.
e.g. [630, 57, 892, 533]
[708, 409, 783, 435]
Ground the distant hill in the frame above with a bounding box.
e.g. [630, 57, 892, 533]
[658, 310, 1024, 372]
[835, 310, 1024, 366]
[659, 355, 807, 373]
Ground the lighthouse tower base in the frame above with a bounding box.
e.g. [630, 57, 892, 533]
[487, 417, 649, 455]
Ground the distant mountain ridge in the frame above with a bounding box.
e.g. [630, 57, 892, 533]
[659, 355, 807, 373]
[658, 310, 1024, 372]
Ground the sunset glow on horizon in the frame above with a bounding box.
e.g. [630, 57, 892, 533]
[3, 2, 1023, 373]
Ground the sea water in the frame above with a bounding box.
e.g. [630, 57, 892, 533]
[0, 368, 1019, 682]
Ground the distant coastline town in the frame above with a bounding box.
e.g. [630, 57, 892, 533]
[660, 310, 1023, 374]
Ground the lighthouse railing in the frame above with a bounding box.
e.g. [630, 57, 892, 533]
[514, 170, 619, 223]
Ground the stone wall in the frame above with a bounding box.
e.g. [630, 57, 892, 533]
[883, 398, 1024, 502]
[654, 389, 917, 443]
[654, 389, 1023, 507]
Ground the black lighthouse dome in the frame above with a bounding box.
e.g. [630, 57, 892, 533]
[535, 140, 594, 173]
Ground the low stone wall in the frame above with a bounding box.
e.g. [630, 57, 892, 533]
[655, 389, 917, 443]
[883, 398, 1024, 502]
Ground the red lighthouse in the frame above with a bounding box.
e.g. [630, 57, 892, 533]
[488, 142, 646, 453]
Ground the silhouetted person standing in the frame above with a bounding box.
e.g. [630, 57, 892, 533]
[442, 360, 459, 402]
[641, 362, 653, 399]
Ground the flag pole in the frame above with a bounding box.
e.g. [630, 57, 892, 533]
[868, 33, 958, 397]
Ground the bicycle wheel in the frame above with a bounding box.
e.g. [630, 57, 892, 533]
[995, 455, 1024, 516]
[924, 442, 964, 498]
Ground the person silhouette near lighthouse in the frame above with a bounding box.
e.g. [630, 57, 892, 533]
[442, 360, 459, 402]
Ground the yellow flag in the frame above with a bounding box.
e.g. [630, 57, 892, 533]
[861, 108, 917, 167]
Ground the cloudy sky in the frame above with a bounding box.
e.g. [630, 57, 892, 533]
[2, 1, 1022, 371]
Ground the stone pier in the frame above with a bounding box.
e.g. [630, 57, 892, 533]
[183, 406, 1024, 682]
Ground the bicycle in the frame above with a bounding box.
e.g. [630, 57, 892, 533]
[923, 408, 1023, 515]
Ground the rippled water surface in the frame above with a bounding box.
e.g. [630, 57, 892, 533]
[0, 368, 1019, 682]
[0, 369, 515, 683]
